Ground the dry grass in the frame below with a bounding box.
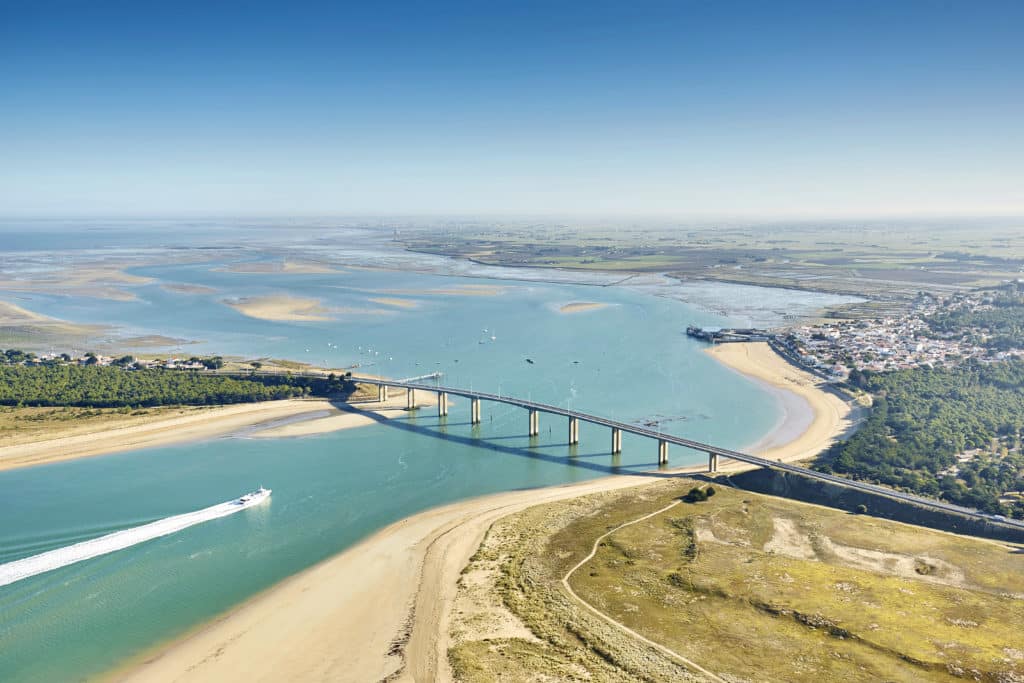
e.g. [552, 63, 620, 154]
[0, 405, 194, 446]
[450, 478, 1024, 682]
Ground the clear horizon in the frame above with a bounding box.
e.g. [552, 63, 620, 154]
[2, 1, 1022, 217]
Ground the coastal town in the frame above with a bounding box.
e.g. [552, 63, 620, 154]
[692, 283, 1024, 384]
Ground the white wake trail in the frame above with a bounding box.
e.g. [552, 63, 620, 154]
[0, 493, 269, 589]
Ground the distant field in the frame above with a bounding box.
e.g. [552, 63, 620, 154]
[404, 221, 1024, 313]
[449, 478, 1024, 682]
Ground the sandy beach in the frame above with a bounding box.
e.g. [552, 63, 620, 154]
[112, 343, 857, 683]
[0, 391, 434, 473]
[0, 400, 331, 472]
[707, 341, 860, 462]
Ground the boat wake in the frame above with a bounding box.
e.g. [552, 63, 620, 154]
[0, 488, 271, 589]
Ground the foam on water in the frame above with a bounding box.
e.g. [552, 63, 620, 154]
[0, 494, 266, 588]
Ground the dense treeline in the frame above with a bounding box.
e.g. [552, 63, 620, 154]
[926, 282, 1024, 351]
[820, 361, 1024, 516]
[0, 365, 348, 408]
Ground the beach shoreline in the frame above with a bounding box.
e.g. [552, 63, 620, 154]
[0, 392, 434, 473]
[111, 342, 857, 682]
[706, 341, 861, 463]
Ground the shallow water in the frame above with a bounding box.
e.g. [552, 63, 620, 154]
[0, 233, 856, 681]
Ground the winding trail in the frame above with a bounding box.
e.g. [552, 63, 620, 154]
[561, 498, 727, 683]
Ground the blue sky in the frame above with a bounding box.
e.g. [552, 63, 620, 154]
[1, 1, 1021, 218]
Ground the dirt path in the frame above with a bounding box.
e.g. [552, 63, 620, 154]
[560, 498, 726, 682]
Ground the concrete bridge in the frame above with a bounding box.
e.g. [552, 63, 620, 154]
[349, 375, 1024, 530]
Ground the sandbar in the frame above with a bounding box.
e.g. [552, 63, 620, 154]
[216, 260, 338, 275]
[223, 295, 334, 322]
[559, 301, 609, 314]
[380, 284, 506, 297]
[0, 299, 51, 324]
[161, 283, 218, 295]
[0, 298, 104, 343]
[0, 264, 152, 301]
[369, 296, 420, 309]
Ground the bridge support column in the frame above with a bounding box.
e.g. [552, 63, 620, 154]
[708, 452, 719, 473]
[406, 388, 416, 410]
[658, 439, 669, 466]
[528, 409, 539, 436]
[378, 385, 388, 403]
[471, 398, 481, 424]
[437, 392, 448, 417]
[568, 417, 579, 445]
[611, 428, 622, 454]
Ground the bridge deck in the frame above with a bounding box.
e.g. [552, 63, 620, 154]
[347, 375, 1024, 530]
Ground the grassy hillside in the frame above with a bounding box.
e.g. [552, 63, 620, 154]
[449, 479, 1024, 682]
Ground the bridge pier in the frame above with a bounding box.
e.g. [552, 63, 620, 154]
[406, 388, 416, 410]
[471, 398, 481, 424]
[568, 417, 579, 445]
[528, 409, 539, 436]
[437, 391, 448, 417]
[378, 385, 389, 403]
[611, 428, 622, 454]
[658, 439, 669, 466]
[708, 452, 719, 473]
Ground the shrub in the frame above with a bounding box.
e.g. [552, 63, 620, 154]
[684, 487, 708, 503]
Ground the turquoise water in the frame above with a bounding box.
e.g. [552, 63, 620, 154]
[1, 256, 799, 680]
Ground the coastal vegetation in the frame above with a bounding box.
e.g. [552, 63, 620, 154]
[925, 282, 1024, 351]
[821, 361, 1024, 517]
[0, 363, 348, 408]
[450, 479, 1024, 682]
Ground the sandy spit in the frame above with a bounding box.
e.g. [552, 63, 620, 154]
[0, 400, 335, 472]
[112, 344, 856, 683]
[0, 390, 437, 473]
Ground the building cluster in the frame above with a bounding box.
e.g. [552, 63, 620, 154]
[778, 291, 1024, 381]
[4, 350, 216, 371]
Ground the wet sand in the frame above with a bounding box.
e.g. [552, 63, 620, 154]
[222, 295, 335, 322]
[559, 301, 609, 314]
